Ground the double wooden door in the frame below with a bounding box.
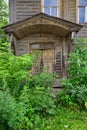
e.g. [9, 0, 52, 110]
[32, 49, 54, 74]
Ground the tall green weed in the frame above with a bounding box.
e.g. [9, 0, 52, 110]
[59, 39, 87, 108]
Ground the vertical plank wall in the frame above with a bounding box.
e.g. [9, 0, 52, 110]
[59, 0, 77, 23]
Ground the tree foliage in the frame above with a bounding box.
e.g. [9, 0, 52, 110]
[0, 0, 8, 43]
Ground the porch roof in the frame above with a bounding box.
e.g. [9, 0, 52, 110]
[2, 13, 82, 40]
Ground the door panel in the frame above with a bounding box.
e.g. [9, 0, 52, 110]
[33, 55, 42, 74]
[31, 49, 54, 74]
[43, 50, 54, 73]
[31, 51, 42, 74]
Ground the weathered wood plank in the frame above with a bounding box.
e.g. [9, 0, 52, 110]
[59, 0, 77, 23]
[9, 0, 41, 23]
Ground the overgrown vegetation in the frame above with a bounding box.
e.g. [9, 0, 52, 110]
[0, 42, 56, 129]
[0, 0, 8, 43]
[59, 39, 87, 108]
[0, 0, 87, 130]
[0, 37, 87, 130]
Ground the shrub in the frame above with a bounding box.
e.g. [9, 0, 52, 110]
[0, 85, 56, 130]
[59, 39, 87, 108]
[0, 42, 56, 129]
[15, 86, 56, 130]
[29, 72, 56, 88]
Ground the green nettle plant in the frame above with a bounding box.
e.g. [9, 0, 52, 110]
[0, 41, 56, 129]
[59, 39, 87, 108]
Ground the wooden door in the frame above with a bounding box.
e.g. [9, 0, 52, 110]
[31, 50, 42, 74]
[42, 49, 54, 73]
[31, 49, 54, 74]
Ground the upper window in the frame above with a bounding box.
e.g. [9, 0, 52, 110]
[78, 0, 87, 23]
[42, 0, 58, 17]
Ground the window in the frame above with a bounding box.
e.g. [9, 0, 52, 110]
[42, 0, 58, 17]
[78, 0, 87, 23]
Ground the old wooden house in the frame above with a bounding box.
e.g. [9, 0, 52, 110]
[3, 0, 87, 90]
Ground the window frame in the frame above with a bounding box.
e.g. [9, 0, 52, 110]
[78, 0, 87, 24]
[42, 0, 59, 17]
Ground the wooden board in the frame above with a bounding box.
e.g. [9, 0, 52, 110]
[31, 49, 54, 74]
[43, 49, 54, 73]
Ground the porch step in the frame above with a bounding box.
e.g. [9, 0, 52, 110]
[54, 78, 62, 87]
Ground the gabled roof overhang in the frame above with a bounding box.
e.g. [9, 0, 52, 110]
[2, 13, 83, 40]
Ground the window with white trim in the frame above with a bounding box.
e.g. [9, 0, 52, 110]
[42, 0, 58, 17]
[78, 0, 87, 23]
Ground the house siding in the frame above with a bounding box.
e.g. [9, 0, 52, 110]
[9, 0, 41, 23]
[7, 0, 85, 88]
[76, 23, 87, 38]
[59, 0, 77, 23]
[9, 0, 78, 23]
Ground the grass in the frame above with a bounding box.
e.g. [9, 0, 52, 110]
[38, 107, 87, 130]
[56, 108, 87, 130]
